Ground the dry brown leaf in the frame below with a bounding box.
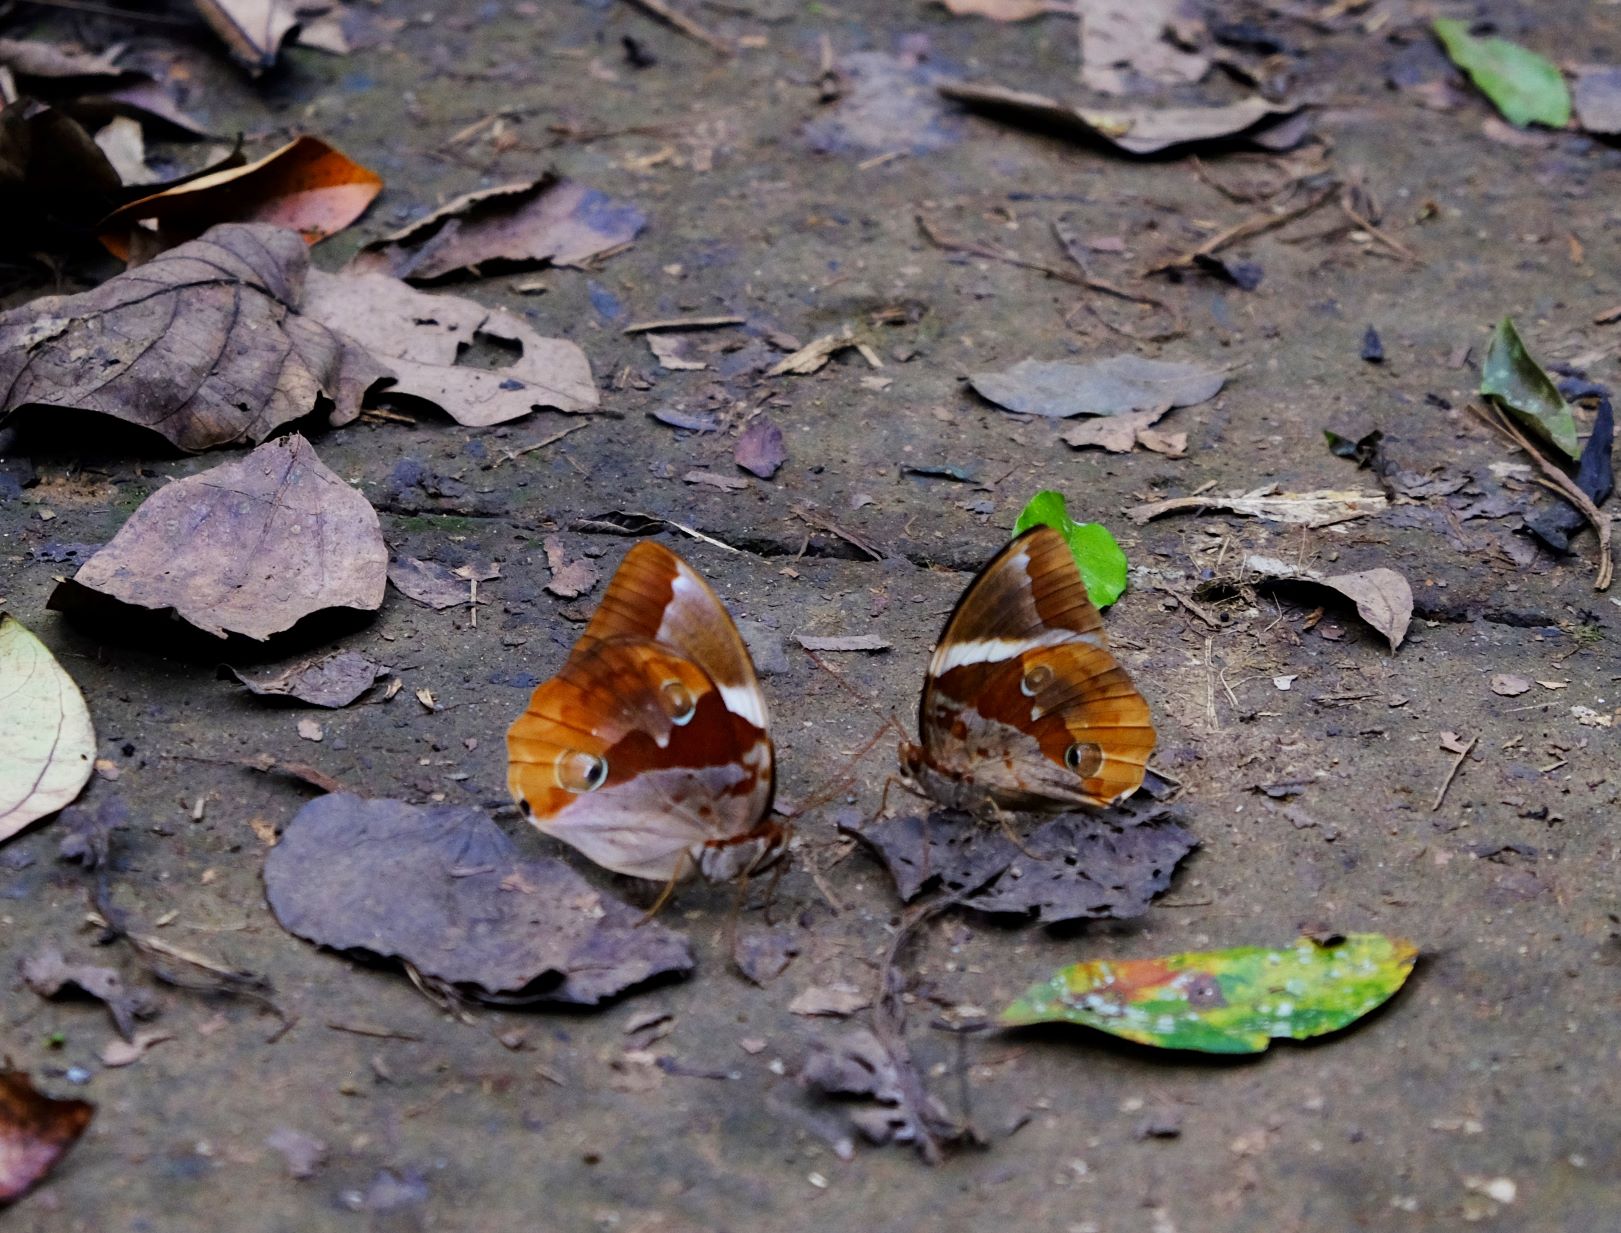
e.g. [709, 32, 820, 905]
[52, 435, 388, 640]
[349, 171, 646, 283]
[735, 418, 787, 478]
[937, 0, 1070, 19]
[302, 270, 597, 422]
[296, 718, 324, 742]
[20, 947, 155, 1040]
[1081, 0, 1210, 95]
[222, 650, 391, 707]
[93, 116, 156, 186]
[99, 1029, 172, 1068]
[684, 470, 751, 491]
[938, 80, 1298, 155]
[0, 614, 95, 845]
[191, 0, 299, 73]
[795, 633, 891, 653]
[0, 101, 124, 248]
[1128, 486, 1387, 528]
[0, 224, 385, 452]
[788, 983, 871, 1017]
[0, 1071, 94, 1203]
[973, 355, 1224, 418]
[766, 329, 866, 376]
[387, 557, 471, 610]
[647, 332, 708, 371]
[1244, 555, 1413, 650]
[542, 535, 601, 599]
[1490, 674, 1533, 697]
[99, 136, 382, 260]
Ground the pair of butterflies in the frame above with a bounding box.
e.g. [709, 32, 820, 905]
[506, 526, 1156, 886]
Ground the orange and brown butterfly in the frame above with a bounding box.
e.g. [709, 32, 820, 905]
[899, 525, 1156, 815]
[507, 540, 783, 884]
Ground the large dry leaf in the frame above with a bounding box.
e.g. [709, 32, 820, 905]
[938, 81, 1298, 155]
[0, 224, 385, 452]
[222, 650, 391, 707]
[970, 355, 1224, 418]
[302, 271, 597, 423]
[1128, 486, 1387, 528]
[0, 615, 95, 845]
[1081, 0, 1210, 95]
[0, 1071, 94, 1203]
[842, 801, 1196, 924]
[1244, 554, 1413, 650]
[51, 434, 387, 641]
[100, 136, 382, 260]
[349, 171, 646, 283]
[192, 0, 298, 73]
[265, 794, 694, 1004]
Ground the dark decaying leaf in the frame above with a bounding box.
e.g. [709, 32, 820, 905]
[99, 136, 382, 260]
[20, 947, 157, 1041]
[799, 1027, 959, 1153]
[0, 1071, 94, 1204]
[1528, 380, 1615, 552]
[1360, 326, 1385, 363]
[938, 81, 1299, 156]
[841, 801, 1196, 924]
[349, 171, 646, 283]
[969, 355, 1224, 419]
[302, 271, 598, 423]
[51, 435, 388, 641]
[264, 794, 693, 1004]
[0, 224, 385, 452]
[1191, 252, 1263, 290]
[734, 417, 788, 479]
[221, 650, 391, 707]
[0, 100, 124, 247]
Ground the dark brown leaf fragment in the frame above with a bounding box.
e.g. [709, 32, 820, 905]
[0, 224, 385, 452]
[264, 794, 693, 1004]
[735, 417, 788, 479]
[0, 1071, 93, 1203]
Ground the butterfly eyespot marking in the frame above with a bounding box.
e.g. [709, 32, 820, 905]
[556, 750, 609, 793]
[1021, 664, 1054, 696]
[660, 679, 696, 724]
[1064, 741, 1105, 777]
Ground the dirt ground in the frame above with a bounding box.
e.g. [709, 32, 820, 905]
[4, 1, 1621, 1230]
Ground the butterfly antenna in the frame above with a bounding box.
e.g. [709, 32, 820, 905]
[787, 721, 891, 820]
[799, 647, 911, 745]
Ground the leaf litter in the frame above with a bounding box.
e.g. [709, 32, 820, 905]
[0, 1070, 94, 1203]
[264, 794, 693, 1004]
[51, 434, 388, 641]
[0, 223, 385, 452]
[222, 650, 392, 708]
[21, 946, 158, 1041]
[0, 614, 95, 845]
[1128, 486, 1388, 528]
[1243, 555, 1414, 650]
[969, 355, 1224, 419]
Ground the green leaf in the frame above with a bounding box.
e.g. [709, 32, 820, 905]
[1433, 20, 1571, 129]
[1001, 933, 1418, 1053]
[1480, 317, 1581, 459]
[1013, 491, 1129, 608]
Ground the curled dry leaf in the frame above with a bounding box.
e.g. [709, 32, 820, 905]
[734, 418, 787, 479]
[0, 100, 125, 248]
[970, 355, 1224, 418]
[301, 271, 597, 423]
[1128, 486, 1387, 528]
[938, 80, 1298, 155]
[0, 615, 95, 845]
[21, 946, 157, 1040]
[264, 794, 693, 1004]
[542, 536, 600, 600]
[222, 650, 391, 707]
[51, 435, 388, 641]
[100, 136, 382, 261]
[349, 170, 646, 283]
[1244, 554, 1413, 650]
[0, 1071, 94, 1203]
[192, 0, 299, 73]
[0, 223, 385, 452]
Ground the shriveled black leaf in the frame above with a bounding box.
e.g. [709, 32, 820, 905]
[0, 223, 385, 452]
[51, 435, 387, 641]
[222, 650, 391, 707]
[264, 794, 692, 1005]
[1527, 381, 1614, 553]
[842, 798, 1196, 924]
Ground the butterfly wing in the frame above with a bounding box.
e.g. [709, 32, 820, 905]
[576, 540, 769, 733]
[917, 526, 1155, 810]
[507, 637, 776, 882]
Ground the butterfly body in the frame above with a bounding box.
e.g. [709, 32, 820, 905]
[507, 542, 782, 884]
[904, 527, 1156, 815]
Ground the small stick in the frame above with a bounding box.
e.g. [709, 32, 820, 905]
[1432, 734, 1477, 811]
[494, 421, 591, 466]
[1143, 181, 1338, 275]
[621, 0, 732, 55]
[919, 214, 1087, 288]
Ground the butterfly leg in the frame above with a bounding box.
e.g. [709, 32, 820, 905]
[638, 851, 690, 926]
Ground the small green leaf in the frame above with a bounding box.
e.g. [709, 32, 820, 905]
[1013, 491, 1128, 607]
[1480, 317, 1581, 459]
[1433, 20, 1571, 129]
[1001, 933, 1418, 1054]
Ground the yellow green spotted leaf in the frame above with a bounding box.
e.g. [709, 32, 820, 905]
[1000, 933, 1417, 1054]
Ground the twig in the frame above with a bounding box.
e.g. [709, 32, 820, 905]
[790, 501, 886, 560]
[1431, 734, 1477, 811]
[327, 1021, 424, 1042]
[621, 0, 732, 55]
[1051, 221, 1185, 341]
[622, 314, 744, 333]
[917, 214, 1088, 287]
[1472, 403, 1612, 590]
[494, 421, 591, 466]
[1143, 180, 1338, 275]
[1339, 195, 1421, 264]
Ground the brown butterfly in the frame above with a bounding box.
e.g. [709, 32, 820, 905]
[899, 525, 1156, 815]
[507, 541, 782, 884]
